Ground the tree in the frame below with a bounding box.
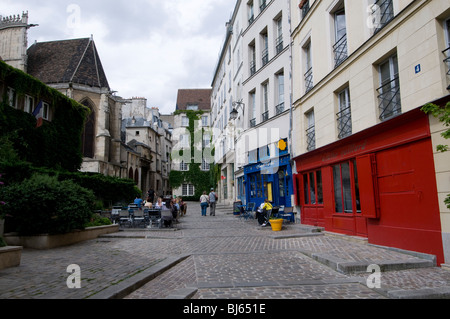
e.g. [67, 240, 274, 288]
[422, 102, 450, 209]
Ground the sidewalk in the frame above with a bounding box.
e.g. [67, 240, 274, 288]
[0, 202, 450, 299]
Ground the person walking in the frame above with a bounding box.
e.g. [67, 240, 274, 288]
[200, 191, 209, 216]
[209, 188, 217, 216]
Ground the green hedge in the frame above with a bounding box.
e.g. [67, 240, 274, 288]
[1, 174, 95, 236]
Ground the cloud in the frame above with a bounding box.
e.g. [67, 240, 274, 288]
[1, 0, 234, 114]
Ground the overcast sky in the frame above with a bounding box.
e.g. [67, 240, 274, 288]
[1, 0, 234, 114]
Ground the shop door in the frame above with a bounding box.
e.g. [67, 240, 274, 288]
[277, 169, 288, 207]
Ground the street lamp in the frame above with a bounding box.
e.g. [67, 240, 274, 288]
[230, 101, 245, 121]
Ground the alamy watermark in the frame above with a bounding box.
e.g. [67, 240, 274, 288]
[366, 264, 382, 289]
[67, 264, 81, 289]
[66, 4, 81, 32]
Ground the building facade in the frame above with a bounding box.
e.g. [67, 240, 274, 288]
[171, 89, 212, 199]
[291, 0, 450, 265]
[211, 0, 294, 208]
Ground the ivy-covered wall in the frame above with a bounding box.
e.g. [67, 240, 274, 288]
[0, 60, 89, 171]
[169, 110, 218, 200]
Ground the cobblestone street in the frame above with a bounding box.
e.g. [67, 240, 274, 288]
[1, 203, 450, 301]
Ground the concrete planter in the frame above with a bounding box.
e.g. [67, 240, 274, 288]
[4, 224, 119, 250]
[0, 219, 4, 237]
[0, 246, 22, 270]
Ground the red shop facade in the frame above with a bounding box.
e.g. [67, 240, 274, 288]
[293, 108, 445, 265]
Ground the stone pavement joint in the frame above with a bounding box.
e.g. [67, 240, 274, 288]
[88, 254, 190, 299]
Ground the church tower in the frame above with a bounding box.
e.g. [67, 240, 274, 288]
[0, 12, 36, 72]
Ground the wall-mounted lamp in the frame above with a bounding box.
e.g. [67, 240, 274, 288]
[230, 101, 245, 120]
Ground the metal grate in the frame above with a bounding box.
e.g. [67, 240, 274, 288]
[377, 77, 401, 121]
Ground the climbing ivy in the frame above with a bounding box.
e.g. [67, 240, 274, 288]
[169, 110, 216, 200]
[0, 60, 89, 171]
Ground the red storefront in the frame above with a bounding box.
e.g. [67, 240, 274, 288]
[293, 108, 445, 265]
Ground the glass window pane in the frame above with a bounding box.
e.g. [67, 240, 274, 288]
[316, 170, 323, 204]
[309, 172, 316, 204]
[341, 162, 353, 213]
[353, 160, 361, 213]
[333, 165, 343, 213]
[303, 174, 309, 205]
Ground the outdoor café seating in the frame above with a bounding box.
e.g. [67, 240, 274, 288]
[147, 209, 162, 228]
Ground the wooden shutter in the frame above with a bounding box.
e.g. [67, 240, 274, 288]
[356, 154, 380, 219]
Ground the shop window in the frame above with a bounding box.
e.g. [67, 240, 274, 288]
[333, 160, 361, 214]
[303, 170, 323, 205]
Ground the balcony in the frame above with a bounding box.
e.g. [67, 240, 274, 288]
[336, 106, 352, 139]
[377, 77, 401, 121]
[275, 102, 285, 115]
[250, 118, 256, 128]
[300, 0, 310, 21]
[306, 125, 316, 151]
[443, 46, 450, 90]
[250, 60, 256, 76]
[260, 0, 267, 12]
[276, 35, 284, 55]
[262, 48, 269, 67]
[372, 0, 394, 33]
[333, 34, 348, 67]
[261, 110, 269, 122]
[304, 67, 313, 93]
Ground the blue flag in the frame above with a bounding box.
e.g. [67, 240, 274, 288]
[32, 100, 43, 118]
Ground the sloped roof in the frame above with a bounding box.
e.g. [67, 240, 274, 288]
[27, 37, 110, 90]
[176, 89, 212, 111]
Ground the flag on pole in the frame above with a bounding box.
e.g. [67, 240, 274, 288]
[33, 100, 44, 128]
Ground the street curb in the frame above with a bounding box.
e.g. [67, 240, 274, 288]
[88, 254, 190, 299]
[387, 286, 450, 299]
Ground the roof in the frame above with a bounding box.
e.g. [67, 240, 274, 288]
[176, 89, 212, 111]
[27, 37, 110, 90]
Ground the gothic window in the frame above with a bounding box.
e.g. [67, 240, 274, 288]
[81, 99, 96, 159]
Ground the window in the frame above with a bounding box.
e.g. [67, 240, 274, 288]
[181, 116, 189, 127]
[25, 95, 34, 114]
[203, 134, 211, 148]
[371, 0, 394, 33]
[333, 160, 361, 214]
[275, 17, 283, 55]
[180, 134, 190, 148]
[7, 87, 17, 108]
[202, 115, 209, 127]
[250, 91, 256, 127]
[262, 82, 269, 122]
[303, 170, 323, 205]
[303, 41, 313, 92]
[300, 0, 310, 21]
[337, 87, 352, 139]
[377, 54, 401, 121]
[42, 102, 50, 120]
[306, 110, 315, 151]
[261, 31, 269, 67]
[276, 72, 285, 115]
[201, 158, 210, 171]
[182, 184, 195, 197]
[333, 7, 347, 67]
[180, 161, 189, 171]
[259, 0, 267, 12]
[249, 42, 256, 76]
[187, 104, 199, 111]
[443, 18, 450, 89]
[248, 1, 255, 24]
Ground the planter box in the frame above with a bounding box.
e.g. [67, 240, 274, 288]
[4, 225, 119, 250]
[0, 246, 22, 270]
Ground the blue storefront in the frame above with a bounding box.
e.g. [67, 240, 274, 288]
[242, 140, 293, 209]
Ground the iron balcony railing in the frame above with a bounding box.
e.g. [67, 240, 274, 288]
[250, 118, 257, 128]
[262, 110, 269, 122]
[250, 60, 256, 76]
[336, 106, 352, 139]
[276, 35, 284, 55]
[333, 34, 348, 67]
[372, 0, 394, 33]
[248, 15, 254, 25]
[377, 76, 401, 121]
[443, 46, 450, 89]
[260, 0, 267, 12]
[304, 67, 313, 93]
[275, 102, 285, 115]
[301, 1, 310, 21]
[262, 48, 269, 66]
[306, 125, 316, 151]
